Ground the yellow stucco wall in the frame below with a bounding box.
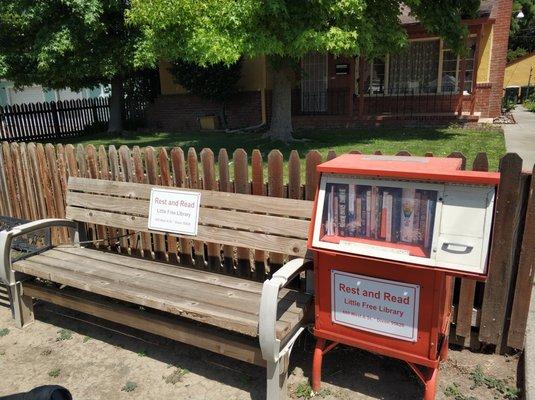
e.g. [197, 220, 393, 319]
[504, 54, 535, 87]
[476, 24, 493, 83]
[159, 61, 188, 95]
[159, 57, 268, 95]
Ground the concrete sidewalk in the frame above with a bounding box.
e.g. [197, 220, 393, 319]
[503, 106, 535, 171]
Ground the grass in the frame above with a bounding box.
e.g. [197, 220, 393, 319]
[68, 125, 506, 175]
[121, 381, 138, 393]
[48, 368, 61, 378]
[444, 365, 520, 400]
[163, 367, 189, 385]
[0, 328, 9, 337]
[56, 329, 73, 341]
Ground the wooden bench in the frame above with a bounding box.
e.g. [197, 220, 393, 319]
[0, 177, 314, 400]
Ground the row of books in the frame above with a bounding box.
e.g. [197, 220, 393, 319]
[322, 183, 437, 249]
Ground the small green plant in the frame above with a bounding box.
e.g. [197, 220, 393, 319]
[163, 367, 189, 385]
[444, 383, 477, 400]
[470, 365, 520, 399]
[0, 350, 5, 356]
[294, 382, 313, 399]
[83, 336, 92, 343]
[56, 329, 73, 341]
[41, 349, 52, 356]
[524, 100, 535, 112]
[502, 97, 516, 113]
[48, 368, 61, 378]
[137, 349, 147, 357]
[121, 381, 138, 393]
[0, 328, 9, 337]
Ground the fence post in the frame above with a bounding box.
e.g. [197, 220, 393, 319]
[91, 99, 99, 124]
[51, 102, 61, 137]
[479, 153, 524, 352]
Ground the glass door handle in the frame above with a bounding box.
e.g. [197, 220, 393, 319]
[441, 242, 473, 254]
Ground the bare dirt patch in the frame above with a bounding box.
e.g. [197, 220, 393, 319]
[0, 302, 520, 400]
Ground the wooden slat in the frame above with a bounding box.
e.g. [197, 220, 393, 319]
[27, 250, 306, 324]
[65, 207, 308, 257]
[160, 147, 179, 263]
[171, 147, 192, 265]
[234, 148, 251, 276]
[133, 146, 152, 257]
[187, 147, 206, 268]
[67, 177, 313, 219]
[145, 146, 167, 260]
[66, 192, 309, 238]
[479, 153, 524, 349]
[201, 148, 221, 271]
[22, 282, 266, 366]
[252, 149, 266, 281]
[218, 148, 234, 274]
[507, 164, 535, 349]
[268, 150, 285, 273]
[45, 143, 68, 243]
[305, 150, 322, 201]
[14, 255, 308, 339]
[3, 141, 21, 218]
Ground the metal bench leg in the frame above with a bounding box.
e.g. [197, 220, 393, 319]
[266, 351, 289, 400]
[10, 282, 34, 328]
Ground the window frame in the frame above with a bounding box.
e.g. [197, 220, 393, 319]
[357, 35, 477, 97]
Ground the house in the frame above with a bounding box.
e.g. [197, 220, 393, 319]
[504, 53, 535, 100]
[148, 0, 512, 131]
[0, 80, 108, 107]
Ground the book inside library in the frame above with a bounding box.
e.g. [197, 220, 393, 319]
[319, 181, 438, 258]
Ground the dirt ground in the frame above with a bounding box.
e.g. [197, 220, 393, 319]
[0, 301, 520, 400]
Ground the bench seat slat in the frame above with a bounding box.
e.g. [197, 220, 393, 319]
[66, 191, 310, 239]
[66, 207, 309, 257]
[39, 249, 308, 323]
[68, 177, 313, 219]
[13, 249, 312, 339]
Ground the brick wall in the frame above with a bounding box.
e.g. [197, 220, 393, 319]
[147, 91, 263, 131]
[486, 0, 513, 117]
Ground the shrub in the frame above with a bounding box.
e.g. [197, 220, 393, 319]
[502, 97, 516, 113]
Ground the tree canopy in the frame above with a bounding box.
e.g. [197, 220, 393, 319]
[129, 0, 479, 67]
[129, 0, 480, 141]
[0, 0, 139, 132]
[508, 0, 535, 62]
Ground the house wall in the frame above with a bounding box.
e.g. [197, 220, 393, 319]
[485, 0, 513, 117]
[477, 24, 493, 84]
[504, 54, 535, 87]
[159, 57, 267, 95]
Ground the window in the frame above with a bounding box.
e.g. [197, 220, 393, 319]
[388, 40, 440, 94]
[358, 37, 477, 96]
[441, 49, 458, 93]
[463, 37, 477, 94]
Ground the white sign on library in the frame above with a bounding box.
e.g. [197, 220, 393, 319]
[148, 188, 201, 236]
[331, 270, 420, 342]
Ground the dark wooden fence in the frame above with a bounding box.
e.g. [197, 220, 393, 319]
[0, 98, 110, 142]
[0, 141, 533, 353]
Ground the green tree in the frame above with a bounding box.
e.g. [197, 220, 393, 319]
[169, 59, 242, 128]
[129, 0, 479, 142]
[0, 0, 138, 133]
[509, 0, 535, 62]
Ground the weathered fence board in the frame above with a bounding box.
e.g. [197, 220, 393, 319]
[0, 141, 533, 352]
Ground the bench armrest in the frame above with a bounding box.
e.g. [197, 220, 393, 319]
[0, 218, 78, 285]
[259, 258, 313, 363]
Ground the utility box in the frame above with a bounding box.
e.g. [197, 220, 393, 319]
[199, 115, 220, 130]
[308, 154, 500, 399]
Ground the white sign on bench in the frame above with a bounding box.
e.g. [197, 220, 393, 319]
[148, 188, 201, 236]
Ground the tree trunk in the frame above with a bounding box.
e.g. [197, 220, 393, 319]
[108, 76, 124, 134]
[264, 60, 293, 142]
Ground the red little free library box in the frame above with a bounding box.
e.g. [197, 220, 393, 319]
[307, 154, 500, 399]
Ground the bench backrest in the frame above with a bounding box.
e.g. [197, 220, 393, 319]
[65, 177, 313, 258]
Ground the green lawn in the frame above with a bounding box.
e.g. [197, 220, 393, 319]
[70, 125, 506, 177]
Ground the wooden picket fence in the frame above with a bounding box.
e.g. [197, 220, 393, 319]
[0, 98, 111, 142]
[0, 141, 534, 353]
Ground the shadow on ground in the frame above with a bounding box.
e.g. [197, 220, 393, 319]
[31, 301, 422, 399]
